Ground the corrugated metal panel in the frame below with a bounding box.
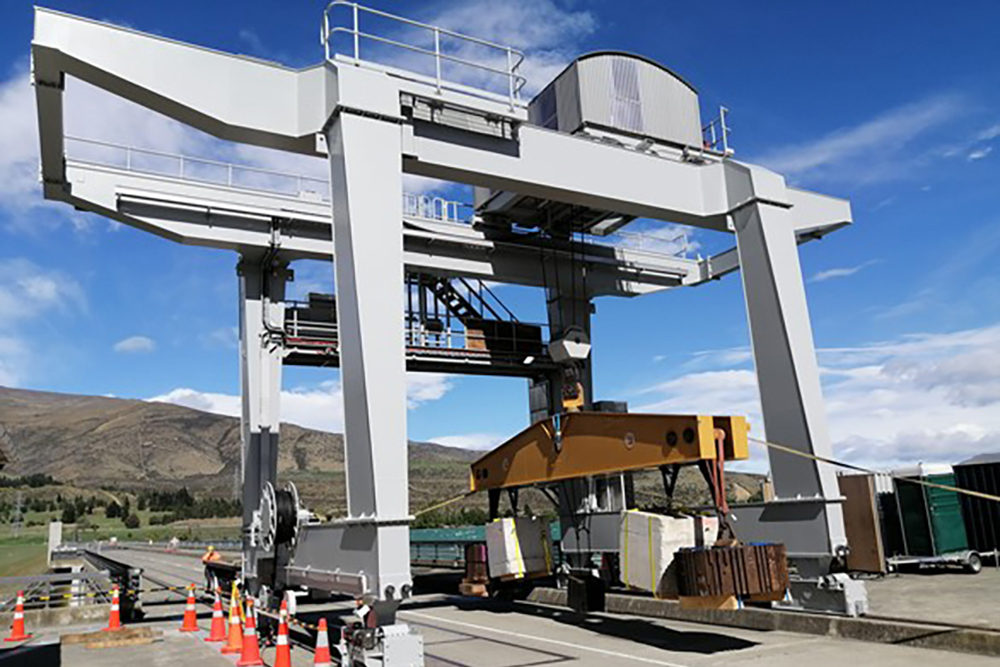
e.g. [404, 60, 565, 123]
[528, 53, 703, 147]
[576, 53, 701, 147]
[893, 472, 969, 557]
[610, 56, 644, 133]
[555, 62, 582, 134]
[955, 461, 1000, 552]
[635, 56, 701, 147]
[577, 55, 613, 132]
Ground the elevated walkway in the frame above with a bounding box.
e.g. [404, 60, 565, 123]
[285, 277, 554, 377]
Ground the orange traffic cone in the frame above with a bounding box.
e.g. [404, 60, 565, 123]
[236, 599, 264, 666]
[204, 587, 227, 642]
[313, 617, 332, 667]
[220, 584, 244, 654]
[4, 590, 32, 642]
[179, 584, 199, 632]
[273, 599, 292, 667]
[102, 585, 122, 632]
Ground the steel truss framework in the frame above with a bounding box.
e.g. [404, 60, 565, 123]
[33, 5, 866, 660]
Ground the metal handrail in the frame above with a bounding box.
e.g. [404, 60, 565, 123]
[403, 192, 470, 224]
[702, 106, 733, 156]
[580, 227, 692, 258]
[65, 137, 469, 224]
[284, 308, 548, 353]
[64, 136, 329, 199]
[323, 1, 527, 108]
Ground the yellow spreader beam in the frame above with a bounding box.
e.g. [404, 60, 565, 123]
[470, 413, 749, 492]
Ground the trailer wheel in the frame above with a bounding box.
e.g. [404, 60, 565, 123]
[963, 553, 982, 574]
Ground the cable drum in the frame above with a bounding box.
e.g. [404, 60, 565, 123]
[274, 488, 297, 546]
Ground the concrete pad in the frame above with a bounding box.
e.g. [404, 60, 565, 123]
[62, 630, 234, 667]
[866, 569, 1000, 629]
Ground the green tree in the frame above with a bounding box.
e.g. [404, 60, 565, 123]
[105, 501, 121, 519]
[123, 513, 140, 529]
[61, 505, 78, 524]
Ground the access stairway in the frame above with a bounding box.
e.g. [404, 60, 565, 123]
[284, 274, 552, 377]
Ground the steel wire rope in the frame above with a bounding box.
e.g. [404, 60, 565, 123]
[748, 436, 1000, 504]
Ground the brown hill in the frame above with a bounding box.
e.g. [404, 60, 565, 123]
[0, 387, 474, 509]
[0, 386, 761, 516]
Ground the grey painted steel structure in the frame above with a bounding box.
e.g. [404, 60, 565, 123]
[32, 5, 865, 656]
[530, 51, 703, 148]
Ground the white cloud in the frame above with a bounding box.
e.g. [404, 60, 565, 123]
[967, 146, 992, 161]
[428, 433, 505, 451]
[149, 373, 454, 433]
[976, 123, 1000, 141]
[0, 336, 28, 387]
[756, 96, 962, 185]
[810, 260, 877, 283]
[113, 336, 156, 354]
[636, 324, 1000, 470]
[0, 259, 86, 386]
[0, 64, 45, 212]
[0, 258, 86, 328]
[201, 327, 239, 350]
[406, 373, 454, 408]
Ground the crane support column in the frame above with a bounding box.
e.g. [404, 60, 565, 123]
[327, 108, 410, 533]
[729, 174, 866, 614]
[237, 252, 288, 590]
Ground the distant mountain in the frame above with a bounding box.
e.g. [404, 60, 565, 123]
[0, 386, 475, 500]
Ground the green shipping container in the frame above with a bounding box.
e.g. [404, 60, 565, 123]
[894, 472, 969, 557]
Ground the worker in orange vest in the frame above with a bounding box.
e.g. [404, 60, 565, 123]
[202, 545, 222, 564]
[202, 545, 222, 592]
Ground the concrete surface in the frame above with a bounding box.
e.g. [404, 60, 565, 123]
[866, 568, 1000, 629]
[7, 547, 995, 667]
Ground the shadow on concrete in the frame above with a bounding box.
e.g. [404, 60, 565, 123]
[404, 596, 759, 655]
[0, 641, 62, 666]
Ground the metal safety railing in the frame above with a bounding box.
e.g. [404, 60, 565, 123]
[579, 226, 692, 259]
[0, 571, 113, 611]
[322, 1, 527, 109]
[284, 308, 549, 357]
[65, 136, 470, 225]
[403, 192, 470, 223]
[65, 136, 330, 200]
[702, 106, 733, 156]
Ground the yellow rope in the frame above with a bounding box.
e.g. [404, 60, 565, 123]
[413, 491, 474, 517]
[749, 436, 1000, 503]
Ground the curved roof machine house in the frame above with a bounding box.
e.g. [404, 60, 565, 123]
[478, 51, 714, 235]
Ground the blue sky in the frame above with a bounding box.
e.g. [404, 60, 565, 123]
[1, 1, 1000, 470]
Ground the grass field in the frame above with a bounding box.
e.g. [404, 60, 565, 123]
[0, 507, 241, 570]
[0, 542, 48, 578]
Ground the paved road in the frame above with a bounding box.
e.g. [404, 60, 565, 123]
[66, 547, 995, 667]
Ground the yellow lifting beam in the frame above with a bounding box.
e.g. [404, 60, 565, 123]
[469, 413, 749, 492]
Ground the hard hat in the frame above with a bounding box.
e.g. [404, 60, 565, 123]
[207, 545, 215, 551]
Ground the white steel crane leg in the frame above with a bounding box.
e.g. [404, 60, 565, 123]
[730, 197, 866, 615]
